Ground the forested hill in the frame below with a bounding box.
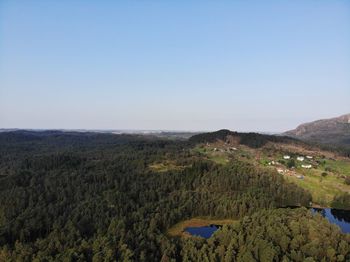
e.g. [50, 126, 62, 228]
[0, 131, 349, 261]
[189, 129, 350, 157]
[189, 129, 297, 148]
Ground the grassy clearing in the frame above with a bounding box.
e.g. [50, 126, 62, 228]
[192, 146, 230, 165]
[323, 159, 350, 176]
[210, 155, 230, 165]
[148, 161, 187, 172]
[284, 167, 350, 207]
[167, 217, 237, 237]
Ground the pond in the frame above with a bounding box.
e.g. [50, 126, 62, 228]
[183, 209, 350, 238]
[312, 208, 350, 234]
[184, 225, 220, 238]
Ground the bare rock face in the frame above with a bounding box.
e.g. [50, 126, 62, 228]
[284, 114, 350, 147]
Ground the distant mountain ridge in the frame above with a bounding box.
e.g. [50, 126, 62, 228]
[284, 114, 350, 147]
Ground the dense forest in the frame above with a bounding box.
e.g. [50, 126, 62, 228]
[0, 131, 348, 261]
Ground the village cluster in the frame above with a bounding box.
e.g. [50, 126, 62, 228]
[270, 155, 314, 179]
[213, 147, 237, 152]
[204, 143, 318, 181]
[206, 142, 238, 153]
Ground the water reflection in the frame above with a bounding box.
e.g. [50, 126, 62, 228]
[312, 208, 350, 234]
[331, 209, 350, 223]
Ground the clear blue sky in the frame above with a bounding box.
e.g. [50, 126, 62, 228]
[1, 1, 349, 132]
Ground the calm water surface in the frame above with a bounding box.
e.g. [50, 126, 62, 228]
[312, 208, 350, 234]
[185, 225, 219, 238]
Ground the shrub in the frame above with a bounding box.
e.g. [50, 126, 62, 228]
[345, 177, 350, 185]
[287, 159, 295, 168]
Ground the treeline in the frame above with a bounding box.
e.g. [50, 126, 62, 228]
[0, 131, 346, 261]
[317, 143, 350, 158]
[332, 193, 350, 210]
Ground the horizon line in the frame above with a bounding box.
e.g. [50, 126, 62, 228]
[0, 128, 280, 134]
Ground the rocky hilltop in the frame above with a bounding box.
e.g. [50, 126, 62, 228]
[284, 114, 350, 147]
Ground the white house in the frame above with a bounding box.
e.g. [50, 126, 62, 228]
[297, 156, 305, 161]
[301, 164, 312, 169]
[306, 156, 313, 159]
[283, 155, 290, 160]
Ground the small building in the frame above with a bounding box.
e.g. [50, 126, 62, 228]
[297, 156, 305, 161]
[283, 155, 290, 160]
[306, 155, 313, 159]
[296, 175, 304, 179]
[301, 164, 312, 169]
[277, 168, 284, 174]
